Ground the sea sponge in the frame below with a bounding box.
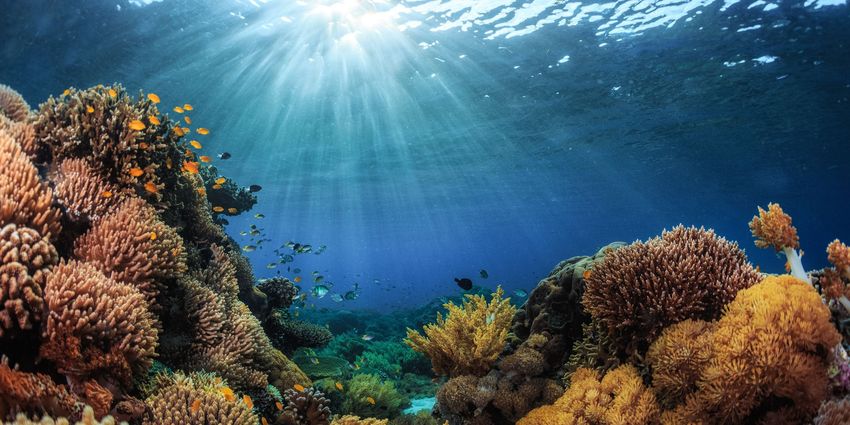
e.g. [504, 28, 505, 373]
[749, 203, 799, 251]
[582, 226, 759, 359]
[143, 372, 257, 425]
[0, 84, 30, 122]
[0, 357, 81, 420]
[652, 275, 840, 424]
[405, 287, 516, 377]
[74, 197, 186, 302]
[51, 158, 124, 224]
[814, 397, 850, 425]
[40, 260, 158, 386]
[278, 387, 332, 425]
[0, 224, 58, 336]
[0, 129, 62, 239]
[331, 416, 388, 425]
[342, 374, 409, 419]
[517, 365, 660, 425]
[3, 406, 120, 425]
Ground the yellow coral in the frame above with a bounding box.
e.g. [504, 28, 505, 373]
[405, 287, 516, 377]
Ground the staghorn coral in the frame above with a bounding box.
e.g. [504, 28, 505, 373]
[0, 357, 81, 420]
[332, 416, 389, 425]
[40, 260, 158, 387]
[278, 387, 332, 425]
[0, 224, 58, 336]
[0, 129, 62, 240]
[3, 406, 121, 425]
[0, 85, 30, 123]
[405, 287, 516, 377]
[74, 197, 186, 302]
[814, 397, 850, 425]
[582, 225, 760, 359]
[517, 365, 660, 425]
[652, 275, 840, 424]
[50, 159, 124, 224]
[342, 374, 409, 420]
[143, 372, 257, 425]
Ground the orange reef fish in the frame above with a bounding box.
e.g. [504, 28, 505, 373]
[191, 398, 201, 414]
[366, 397, 376, 405]
[294, 276, 302, 283]
[190, 140, 202, 149]
[261, 418, 268, 425]
[213, 206, 224, 213]
[227, 207, 238, 214]
[182, 161, 199, 174]
[101, 191, 113, 198]
[335, 382, 343, 391]
[62, 89, 70, 96]
[220, 386, 236, 402]
[173, 106, 184, 113]
[149, 115, 160, 125]
[215, 177, 226, 185]
[293, 384, 305, 392]
[243, 394, 253, 409]
[197, 187, 206, 196]
[173, 126, 185, 137]
[212, 184, 222, 190]
[108, 88, 117, 98]
[86, 106, 94, 113]
[199, 155, 211, 163]
[149, 232, 157, 241]
[275, 401, 283, 411]
[197, 127, 210, 135]
[144, 181, 158, 194]
[147, 93, 160, 104]
[184, 116, 192, 124]
[183, 103, 193, 111]
[139, 142, 149, 149]
[129, 120, 146, 131]
[583, 269, 592, 280]
[129, 168, 144, 177]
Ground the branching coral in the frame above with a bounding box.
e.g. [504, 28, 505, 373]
[278, 387, 332, 425]
[582, 225, 760, 359]
[0, 117, 37, 161]
[0, 357, 81, 420]
[651, 275, 840, 424]
[74, 197, 186, 302]
[0, 85, 30, 123]
[51, 159, 124, 224]
[143, 372, 257, 425]
[405, 287, 516, 377]
[3, 406, 120, 425]
[342, 374, 408, 419]
[0, 223, 58, 336]
[827, 240, 850, 277]
[40, 260, 158, 387]
[517, 365, 659, 425]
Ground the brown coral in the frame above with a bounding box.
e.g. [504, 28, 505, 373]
[74, 197, 186, 301]
[41, 260, 158, 386]
[0, 357, 81, 419]
[0, 85, 30, 122]
[645, 319, 713, 407]
[827, 239, 850, 275]
[0, 117, 37, 161]
[51, 159, 124, 224]
[749, 203, 799, 251]
[0, 129, 62, 239]
[143, 372, 257, 425]
[814, 397, 850, 425]
[582, 226, 760, 359]
[278, 387, 332, 425]
[0, 224, 58, 336]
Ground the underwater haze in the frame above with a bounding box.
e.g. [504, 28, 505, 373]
[2, 0, 849, 311]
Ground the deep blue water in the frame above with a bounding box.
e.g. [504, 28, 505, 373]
[2, 0, 849, 311]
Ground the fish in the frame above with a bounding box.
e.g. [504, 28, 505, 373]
[129, 120, 146, 131]
[293, 384, 305, 392]
[331, 293, 343, 302]
[294, 276, 302, 283]
[255, 213, 265, 219]
[343, 290, 359, 300]
[144, 181, 158, 194]
[275, 401, 283, 411]
[312, 285, 330, 298]
[220, 386, 236, 402]
[190, 140, 202, 149]
[86, 105, 94, 113]
[455, 278, 473, 291]
[147, 93, 160, 104]
[173, 126, 185, 136]
[218, 152, 231, 160]
[243, 245, 257, 252]
[261, 418, 268, 425]
[183, 103, 193, 111]
[314, 275, 324, 283]
[335, 382, 344, 391]
[182, 161, 199, 174]
[242, 394, 253, 409]
[108, 88, 117, 97]
[240, 231, 248, 236]
[215, 177, 226, 185]
[191, 398, 201, 413]
[149, 115, 160, 125]
[184, 116, 192, 124]
[212, 184, 222, 190]
[197, 187, 206, 196]
[173, 106, 185, 113]
[366, 397, 376, 405]
[199, 155, 211, 163]
[227, 207, 238, 214]
[150, 232, 157, 241]
[129, 168, 144, 177]
[514, 289, 528, 298]
[480, 269, 489, 279]
[212, 206, 224, 212]
[582, 270, 592, 280]
[62, 89, 70, 96]
[310, 357, 320, 364]
[292, 268, 301, 273]
[249, 185, 262, 192]
[101, 191, 113, 198]
[139, 142, 149, 149]
[197, 128, 210, 135]
[361, 334, 373, 341]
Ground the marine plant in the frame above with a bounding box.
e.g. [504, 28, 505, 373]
[404, 286, 516, 377]
[341, 374, 409, 420]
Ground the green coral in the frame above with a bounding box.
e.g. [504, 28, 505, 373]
[342, 374, 409, 419]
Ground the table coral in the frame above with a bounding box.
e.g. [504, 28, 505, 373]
[143, 372, 257, 425]
[405, 287, 516, 377]
[582, 225, 760, 359]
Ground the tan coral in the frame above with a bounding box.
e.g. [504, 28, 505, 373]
[3, 406, 120, 425]
[0, 224, 58, 336]
[827, 239, 850, 275]
[814, 397, 850, 425]
[645, 319, 713, 407]
[0, 84, 30, 122]
[0, 357, 80, 419]
[51, 158, 124, 223]
[143, 372, 257, 425]
[0, 117, 37, 160]
[749, 203, 799, 251]
[41, 260, 158, 386]
[331, 415, 388, 425]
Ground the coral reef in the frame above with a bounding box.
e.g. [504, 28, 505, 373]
[199, 165, 257, 217]
[3, 406, 120, 425]
[0, 358, 81, 419]
[387, 411, 439, 425]
[278, 387, 332, 425]
[749, 203, 810, 283]
[0, 85, 30, 123]
[143, 372, 257, 425]
[582, 225, 760, 359]
[259, 277, 298, 310]
[331, 416, 388, 425]
[0, 223, 58, 336]
[342, 374, 409, 419]
[266, 311, 334, 354]
[814, 397, 850, 425]
[50, 158, 124, 224]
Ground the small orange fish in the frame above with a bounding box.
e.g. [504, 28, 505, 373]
[335, 382, 343, 391]
[129, 168, 144, 177]
[149, 115, 161, 125]
[183, 103, 193, 111]
[243, 394, 254, 409]
[275, 401, 283, 411]
[190, 140, 202, 149]
[183, 161, 199, 174]
[173, 126, 185, 137]
[174, 106, 185, 113]
[294, 276, 302, 283]
[366, 397, 376, 405]
[220, 386, 236, 402]
[86, 106, 94, 113]
[213, 206, 224, 213]
[212, 184, 222, 190]
[101, 191, 113, 198]
[62, 89, 70, 96]
[293, 384, 305, 392]
[261, 418, 268, 425]
[129, 120, 146, 131]
[583, 269, 592, 280]
[191, 398, 201, 414]
[147, 93, 160, 104]
[197, 127, 210, 135]
[215, 177, 226, 184]
[166, 157, 173, 169]
[149, 232, 157, 241]
[228, 207, 238, 214]
[108, 88, 117, 98]
[184, 116, 192, 124]
[199, 155, 211, 163]
[144, 181, 158, 194]
[140, 142, 150, 150]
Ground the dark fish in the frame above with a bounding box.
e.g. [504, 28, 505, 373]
[480, 269, 489, 279]
[455, 277, 473, 291]
[249, 184, 262, 192]
[218, 152, 231, 160]
[343, 290, 359, 300]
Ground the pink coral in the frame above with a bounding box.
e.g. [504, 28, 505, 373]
[0, 84, 30, 122]
[0, 224, 58, 337]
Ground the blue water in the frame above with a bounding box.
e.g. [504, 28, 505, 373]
[3, 0, 849, 311]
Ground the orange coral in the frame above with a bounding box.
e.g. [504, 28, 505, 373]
[645, 319, 713, 407]
[143, 372, 257, 425]
[749, 203, 799, 251]
[0, 84, 30, 122]
[0, 129, 62, 239]
[74, 197, 186, 301]
[41, 260, 158, 386]
[0, 223, 58, 336]
[0, 357, 80, 419]
[51, 158, 124, 223]
[582, 226, 759, 358]
[827, 239, 850, 275]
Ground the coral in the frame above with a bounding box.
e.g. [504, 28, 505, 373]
[582, 226, 760, 359]
[0, 223, 58, 336]
[0, 84, 30, 122]
[0, 358, 81, 420]
[266, 311, 333, 354]
[331, 416, 389, 425]
[500, 334, 549, 378]
[199, 166, 257, 217]
[143, 372, 257, 425]
[259, 277, 298, 310]
[652, 275, 840, 424]
[40, 260, 158, 387]
[644, 319, 713, 407]
[0, 117, 37, 160]
[814, 397, 850, 425]
[278, 387, 332, 425]
[749, 203, 799, 251]
[3, 406, 119, 425]
[267, 349, 312, 393]
[405, 287, 516, 377]
[50, 159, 124, 224]
[387, 411, 439, 425]
[828, 239, 850, 275]
[517, 365, 660, 425]
[562, 321, 620, 385]
[512, 243, 622, 375]
[74, 197, 186, 301]
[0, 129, 62, 239]
[342, 374, 409, 419]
